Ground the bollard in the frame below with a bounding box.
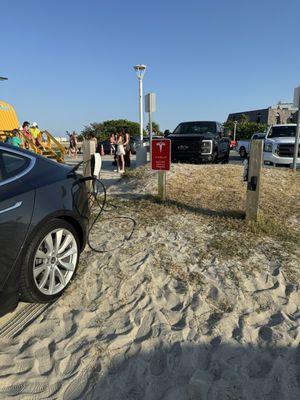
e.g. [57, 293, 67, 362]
[245, 140, 263, 221]
[83, 140, 96, 193]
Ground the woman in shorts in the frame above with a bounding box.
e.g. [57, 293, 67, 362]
[116, 131, 125, 173]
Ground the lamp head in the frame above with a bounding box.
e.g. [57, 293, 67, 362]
[0, 77, 8, 81]
[133, 64, 146, 78]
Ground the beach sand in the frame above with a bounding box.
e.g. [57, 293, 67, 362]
[0, 164, 299, 400]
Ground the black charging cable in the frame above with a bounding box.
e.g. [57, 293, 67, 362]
[70, 159, 136, 253]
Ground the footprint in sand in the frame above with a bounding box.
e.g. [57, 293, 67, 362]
[63, 361, 101, 400]
[12, 358, 34, 375]
[62, 374, 89, 400]
[60, 353, 81, 378]
[0, 381, 60, 397]
[150, 347, 167, 376]
[35, 344, 53, 375]
[135, 312, 155, 343]
[167, 341, 182, 372]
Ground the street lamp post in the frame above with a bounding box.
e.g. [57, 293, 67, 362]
[233, 120, 238, 142]
[133, 64, 146, 143]
[133, 64, 147, 166]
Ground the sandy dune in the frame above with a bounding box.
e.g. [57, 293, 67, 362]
[0, 164, 299, 399]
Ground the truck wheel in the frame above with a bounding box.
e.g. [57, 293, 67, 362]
[239, 147, 247, 159]
[212, 151, 219, 164]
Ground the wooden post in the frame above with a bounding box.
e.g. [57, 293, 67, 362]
[246, 140, 263, 221]
[83, 140, 96, 192]
[158, 171, 166, 201]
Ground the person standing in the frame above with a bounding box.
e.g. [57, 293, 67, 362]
[116, 131, 125, 173]
[69, 131, 78, 158]
[109, 132, 116, 155]
[124, 130, 131, 167]
[90, 133, 97, 153]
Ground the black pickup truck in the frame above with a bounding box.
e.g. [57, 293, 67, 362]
[165, 121, 230, 164]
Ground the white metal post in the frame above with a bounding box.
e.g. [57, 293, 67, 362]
[139, 77, 143, 144]
[134, 65, 147, 167]
[292, 96, 300, 171]
[233, 121, 237, 142]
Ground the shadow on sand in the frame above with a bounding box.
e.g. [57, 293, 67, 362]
[111, 193, 246, 220]
[85, 340, 300, 400]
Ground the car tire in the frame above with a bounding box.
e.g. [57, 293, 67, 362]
[19, 219, 80, 303]
[239, 147, 247, 159]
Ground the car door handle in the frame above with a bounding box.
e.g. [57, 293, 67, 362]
[0, 201, 23, 215]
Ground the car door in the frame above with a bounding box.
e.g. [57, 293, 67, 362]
[0, 148, 36, 291]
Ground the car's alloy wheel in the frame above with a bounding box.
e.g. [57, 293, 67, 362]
[19, 219, 80, 303]
[33, 229, 78, 296]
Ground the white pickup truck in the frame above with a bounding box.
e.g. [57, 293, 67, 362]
[236, 133, 266, 158]
[264, 124, 300, 167]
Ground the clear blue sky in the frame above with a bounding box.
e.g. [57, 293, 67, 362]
[1, 0, 299, 136]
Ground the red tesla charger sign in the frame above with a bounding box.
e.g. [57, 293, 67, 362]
[151, 138, 171, 170]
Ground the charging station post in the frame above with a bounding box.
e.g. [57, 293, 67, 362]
[83, 139, 96, 192]
[246, 140, 263, 221]
[151, 138, 171, 201]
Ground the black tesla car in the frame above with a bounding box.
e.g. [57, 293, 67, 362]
[0, 143, 89, 316]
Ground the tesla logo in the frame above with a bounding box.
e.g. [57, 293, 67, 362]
[151, 139, 171, 171]
[156, 141, 166, 153]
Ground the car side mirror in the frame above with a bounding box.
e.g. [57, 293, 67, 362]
[164, 130, 170, 137]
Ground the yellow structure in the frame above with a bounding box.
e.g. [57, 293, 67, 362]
[0, 100, 19, 130]
[0, 100, 66, 163]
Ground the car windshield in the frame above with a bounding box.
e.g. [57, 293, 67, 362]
[268, 126, 296, 138]
[174, 122, 217, 134]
